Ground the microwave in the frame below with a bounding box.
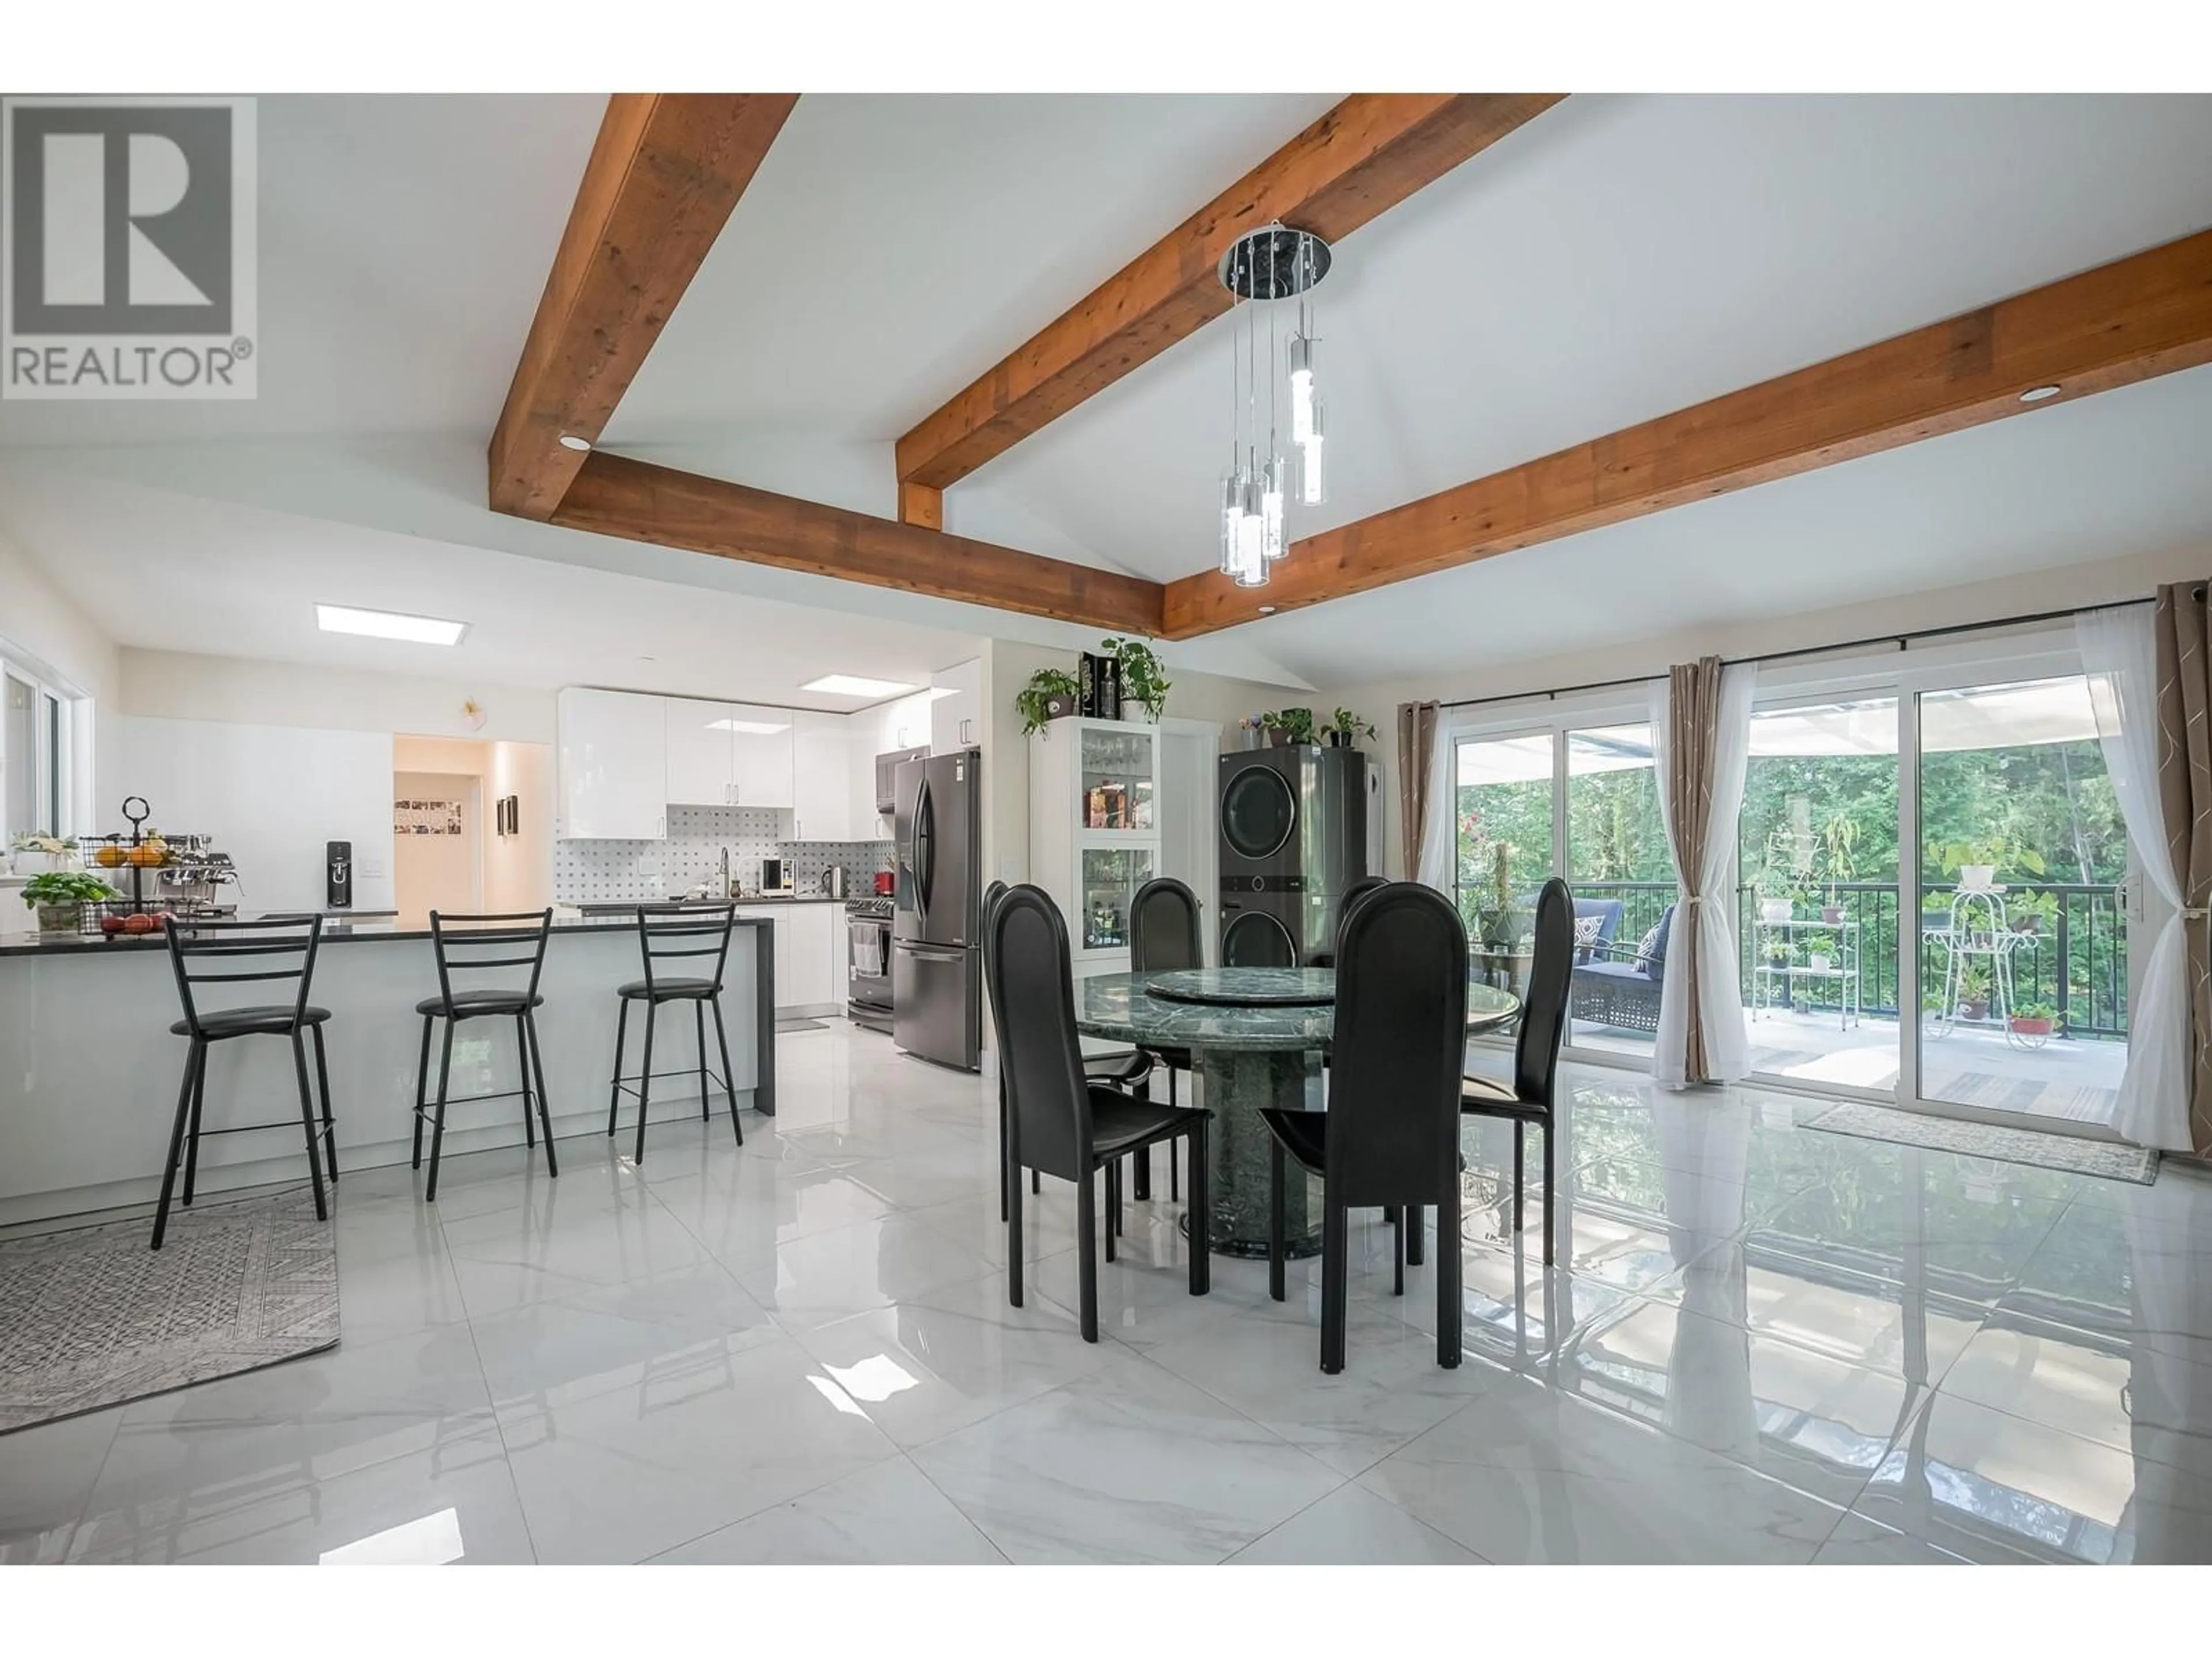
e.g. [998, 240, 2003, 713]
[873, 745, 928, 814]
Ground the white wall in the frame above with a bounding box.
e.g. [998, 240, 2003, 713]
[393, 768, 483, 926]
[1322, 541, 2212, 879]
[486, 740, 554, 912]
[119, 648, 554, 743]
[116, 715, 396, 912]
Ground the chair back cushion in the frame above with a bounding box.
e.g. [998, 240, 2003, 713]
[1639, 903, 1676, 982]
[1570, 898, 1624, 962]
[1514, 878, 1575, 1108]
[1328, 883, 1468, 1206]
[984, 886, 1091, 1181]
[1129, 877, 1203, 972]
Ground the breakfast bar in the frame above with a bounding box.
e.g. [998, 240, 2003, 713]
[0, 912, 775, 1227]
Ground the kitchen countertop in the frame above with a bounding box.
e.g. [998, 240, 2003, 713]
[0, 908, 772, 959]
[577, 894, 853, 913]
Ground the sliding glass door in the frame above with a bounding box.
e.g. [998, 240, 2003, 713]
[1912, 674, 2130, 1130]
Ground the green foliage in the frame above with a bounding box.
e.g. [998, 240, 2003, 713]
[1016, 668, 1080, 736]
[1322, 707, 1377, 745]
[21, 871, 115, 908]
[1260, 707, 1319, 744]
[1099, 637, 1171, 720]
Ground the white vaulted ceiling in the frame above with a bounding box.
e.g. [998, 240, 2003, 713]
[3, 93, 2211, 693]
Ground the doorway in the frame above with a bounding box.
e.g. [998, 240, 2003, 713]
[1156, 718, 1221, 934]
[393, 770, 483, 929]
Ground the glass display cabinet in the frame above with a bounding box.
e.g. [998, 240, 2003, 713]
[1030, 717, 1164, 967]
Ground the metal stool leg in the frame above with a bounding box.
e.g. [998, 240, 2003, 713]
[695, 1000, 710, 1121]
[524, 1007, 558, 1176]
[606, 997, 630, 1138]
[181, 1043, 207, 1207]
[151, 1039, 203, 1250]
[312, 1022, 337, 1186]
[515, 1014, 536, 1149]
[634, 1002, 658, 1165]
[411, 1013, 433, 1169]
[290, 1031, 328, 1222]
[709, 996, 743, 1146]
[425, 1019, 455, 1202]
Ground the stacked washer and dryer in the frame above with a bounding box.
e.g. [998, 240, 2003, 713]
[1216, 746, 1378, 967]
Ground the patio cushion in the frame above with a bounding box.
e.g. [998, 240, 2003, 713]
[1639, 904, 1675, 981]
[1575, 960, 1646, 983]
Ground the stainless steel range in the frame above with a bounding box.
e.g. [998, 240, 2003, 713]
[845, 896, 894, 1033]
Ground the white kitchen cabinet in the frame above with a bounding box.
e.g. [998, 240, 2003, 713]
[664, 697, 734, 807]
[728, 703, 795, 810]
[733, 902, 840, 1012]
[930, 657, 983, 756]
[558, 687, 668, 840]
[791, 711, 850, 841]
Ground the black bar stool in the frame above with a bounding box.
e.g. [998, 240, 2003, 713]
[414, 908, 558, 1201]
[606, 903, 744, 1165]
[154, 914, 336, 1249]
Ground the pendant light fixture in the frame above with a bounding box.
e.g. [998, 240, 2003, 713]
[1217, 225, 1332, 588]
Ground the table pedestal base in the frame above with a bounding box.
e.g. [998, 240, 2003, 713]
[1198, 1048, 1322, 1259]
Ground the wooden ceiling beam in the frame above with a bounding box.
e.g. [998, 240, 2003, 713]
[552, 453, 1165, 634]
[488, 93, 797, 520]
[1160, 227, 2212, 638]
[892, 93, 1564, 513]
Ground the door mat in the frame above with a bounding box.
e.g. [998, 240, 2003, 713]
[0, 1187, 338, 1434]
[1801, 1100, 2158, 1184]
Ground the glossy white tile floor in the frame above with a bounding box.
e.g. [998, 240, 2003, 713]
[4, 1022, 2209, 1565]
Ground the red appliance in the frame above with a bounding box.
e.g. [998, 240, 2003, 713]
[872, 869, 895, 896]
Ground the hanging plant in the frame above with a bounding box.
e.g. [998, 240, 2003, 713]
[1100, 637, 1171, 722]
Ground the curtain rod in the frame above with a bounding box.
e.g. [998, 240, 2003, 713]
[1433, 594, 2163, 715]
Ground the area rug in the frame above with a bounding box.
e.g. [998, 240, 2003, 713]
[0, 1188, 338, 1434]
[1801, 1100, 2158, 1184]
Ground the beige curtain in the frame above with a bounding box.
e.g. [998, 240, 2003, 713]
[2153, 584, 2212, 1156]
[1664, 661, 1722, 1080]
[1397, 701, 1438, 881]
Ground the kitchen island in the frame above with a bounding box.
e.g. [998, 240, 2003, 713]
[0, 912, 775, 1227]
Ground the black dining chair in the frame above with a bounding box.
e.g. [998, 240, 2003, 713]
[607, 903, 744, 1165]
[414, 909, 558, 1202]
[1261, 882, 1466, 1374]
[1121, 875, 1205, 1205]
[1458, 875, 1574, 1266]
[989, 885, 1211, 1343]
[154, 915, 336, 1249]
[1312, 874, 1391, 969]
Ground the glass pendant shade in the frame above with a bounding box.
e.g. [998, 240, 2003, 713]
[1233, 475, 1268, 586]
[1262, 455, 1286, 560]
[1218, 473, 1243, 575]
[1289, 335, 1315, 445]
[1300, 400, 1326, 506]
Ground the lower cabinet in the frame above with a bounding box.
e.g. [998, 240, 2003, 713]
[734, 903, 841, 1012]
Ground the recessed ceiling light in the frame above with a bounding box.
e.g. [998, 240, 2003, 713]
[706, 717, 790, 734]
[558, 433, 592, 452]
[801, 675, 919, 699]
[2019, 385, 2062, 403]
[316, 603, 468, 646]
[1259, 605, 1278, 615]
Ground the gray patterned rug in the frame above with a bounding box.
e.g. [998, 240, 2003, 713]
[1801, 1100, 2158, 1184]
[0, 1188, 338, 1434]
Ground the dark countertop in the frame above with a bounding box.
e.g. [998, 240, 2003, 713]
[577, 895, 852, 913]
[0, 909, 771, 959]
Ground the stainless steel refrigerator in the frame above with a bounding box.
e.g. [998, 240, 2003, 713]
[892, 749, 982, 1071]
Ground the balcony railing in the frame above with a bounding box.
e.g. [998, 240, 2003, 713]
[1478, 878, 2127, 1039]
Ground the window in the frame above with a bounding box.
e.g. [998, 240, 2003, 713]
[2, 656, 78, 846]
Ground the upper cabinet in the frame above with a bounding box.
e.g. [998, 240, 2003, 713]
[728, 704, 796, 810]
[791, 711, 850, 842]
[558, 687, 668, 840]
[664, 699, 795, 810]
[930, 657, 983, 756]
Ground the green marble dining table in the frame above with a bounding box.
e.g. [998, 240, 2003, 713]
[1076, 968, 1520, 1259]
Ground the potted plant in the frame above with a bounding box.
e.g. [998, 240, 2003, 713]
[1260, 707, 1319, 747]
[1016, 666, 1082, 736]
[21, 870, 116, 933]
[1756, 825, 1802, 923]
[1320, 707, 1377, 748]
[10, 834, 74, 876]
[2009, 1001, 2058, 1038]
[1807, 947, 1832, 974]
[1818, 810, 1859, 923]
[1099, 637, 1171, 724]
[1932, 835, 2045, 893]
[1957, 960, 1992, 1022]
[2009, 889, 2060, 935]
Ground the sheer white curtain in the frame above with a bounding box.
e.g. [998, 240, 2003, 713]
[1649, 664, 1756, 1087]
[2078, 604, 2192, 1151]
[1415, 722, 1458, 893]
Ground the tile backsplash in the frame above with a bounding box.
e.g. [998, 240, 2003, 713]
[554, 805, 892, 904]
